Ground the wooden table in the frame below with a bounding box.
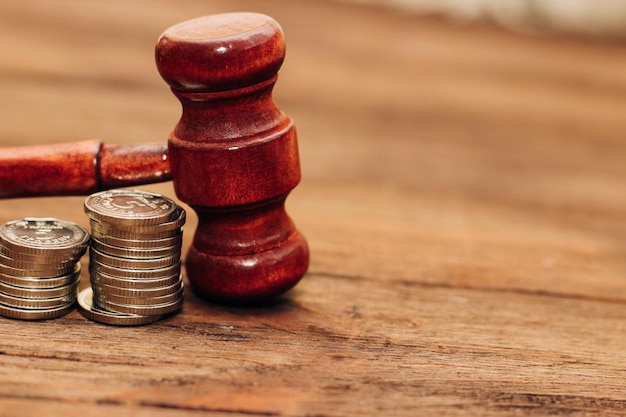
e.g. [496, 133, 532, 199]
[1, 1, 625, 415]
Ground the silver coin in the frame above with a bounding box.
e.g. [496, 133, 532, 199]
[89, 268, 182, 289]
[77, 288, 165, 326]
[0, 260, 77, 278]
[88, 206, 185, 236]
[0, 291, 75, 309]
[89, 259, 181, 279]
[94, 295, 183, 316]
[89, 231, 182, 249]
[0, 276, 80, 299]
[0, 242, 86, 263]
[0, 218, 89, 257]
[0, 263, 81, 288]
[0, 251, 78, 272]
[0, 301, 75, 320]
[90, 238, 181, 260]
[89, 247, 180, 270]
[93, 285, 183, 306]
[84, 190, 177, 226]
[91, 276, 182, 298]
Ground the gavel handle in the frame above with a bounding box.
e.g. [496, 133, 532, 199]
[0, 140, 171, 198]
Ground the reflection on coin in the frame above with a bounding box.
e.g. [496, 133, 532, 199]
[77, 288, 164, 326]
[84, 190, 177, 226]
[90, 269, 182, 290]
[91, 278, 182, 298]
[90, 259, 182, 280]
[90, 238, 180, 259]
[93, 285, 183, 306]
[88, 207, 186, 238]
[94, 296, 183, 316]
[0, 264, 81, 289]
[0, 291, 74, 309]
[0, 218, 89, 256]
[0, 277, 79, 299]
[0, 302, 75, 321]
[89, 232, 182, 249]
[0, 252, 77, 273]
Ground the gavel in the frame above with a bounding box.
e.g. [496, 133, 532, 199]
[0, 13, 309, 305]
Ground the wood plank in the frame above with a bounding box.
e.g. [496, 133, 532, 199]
[0, 0, 625, 416]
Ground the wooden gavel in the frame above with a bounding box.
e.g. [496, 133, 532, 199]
[0, 13, 309, 305]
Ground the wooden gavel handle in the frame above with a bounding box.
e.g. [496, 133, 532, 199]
[0, 140, 170, 198]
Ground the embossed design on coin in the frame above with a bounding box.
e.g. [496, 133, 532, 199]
[0, 218, 87, 321]
[0, 218, 89, 256]
[82, 189, 185, 326]
[85, 189, 177, 226]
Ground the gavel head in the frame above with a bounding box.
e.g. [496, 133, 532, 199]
[155, 13, 309, 304]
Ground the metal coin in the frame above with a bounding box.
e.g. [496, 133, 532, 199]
[88, 206, 185, 236]
[0, 291, 75, 309]
[0, 252, 77, 273]
[93, 285, 183, 306]
[90, 238, 181, 259]
[88, 231, 182, 249]
[0, 218, 89, 257]
[89, 259, 181, 279]
[0, 302, 75, 320]
[89, 268, 182, 289]
[89, 247, 180, 270]
[77, 288, 165, 326]
[90, 277, 182, 298]
[0, 264, 81, 288]
[0, 261, 77, 278]
[0, 276, 80, 299]
[84, 189, 177, 226]
[0, 242, 86, 263]
[94, 295, 183, 316]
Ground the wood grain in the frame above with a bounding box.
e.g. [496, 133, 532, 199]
[0, 0, 625, 416]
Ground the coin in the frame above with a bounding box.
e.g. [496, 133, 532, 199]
[89, 269, 182, 289]
[82, 189, 185, 326]
[77, 288, 165, 326]
[88, 206, 186, 238]
[88, 232, 182, 249]
[0, 276, 79, 299]
[90, 248, 180, 270]
[0, 218, 89, 257]
[0, 291, 75, 309]
[0, 302, 75, 321]
[0, 264, 81, 288]
[0, 252, 77, 273]
[93, 285, 183, 306]
[89, 258, 182, 279]
[0, 243, 83, 263]
[84, 189, 177, 226]
[90, 238, 181, 259]
[91, 277, 182, 297]
[94, 295, 183, 316]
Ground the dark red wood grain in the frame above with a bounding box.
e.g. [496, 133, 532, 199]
[0, 141, 170, 198]
[156, 13, 309, 304]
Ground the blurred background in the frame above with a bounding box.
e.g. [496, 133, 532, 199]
[345, 0, 626, 38]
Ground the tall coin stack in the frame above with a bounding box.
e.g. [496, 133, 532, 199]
[79, 189, 186, 326]
[0, 218, 89, 320]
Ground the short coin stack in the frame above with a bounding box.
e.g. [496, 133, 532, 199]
[0, 218, 89, 320]
[79, 189, 185, 326]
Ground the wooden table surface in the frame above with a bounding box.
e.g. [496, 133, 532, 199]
[1, 1, 625, 416]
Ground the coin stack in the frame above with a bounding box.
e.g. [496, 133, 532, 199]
[0, 218, 89, 320]
[79, 189, 186, 326]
